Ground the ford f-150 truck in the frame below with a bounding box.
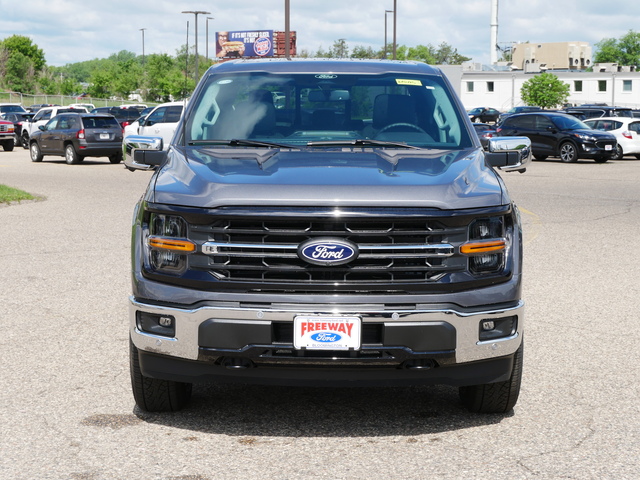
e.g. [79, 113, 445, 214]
[124, 59, 531, 413]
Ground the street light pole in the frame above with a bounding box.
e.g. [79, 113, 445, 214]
[139, 28, 146, 64]
[392, 0, 397, 60]
[182, 10, 211, 81]
[384, 10, 392, 59]
[284, 0, 291, 60]
[206, 17, 214, 62]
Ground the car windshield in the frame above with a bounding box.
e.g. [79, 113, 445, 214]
[552, 115, 590, 130]
[185, 71, 472, 150]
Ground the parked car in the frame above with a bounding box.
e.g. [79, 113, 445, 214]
[20, 105, 89, 148]
[90, 106, 143, 128]
[1, 112, 35, 146]
[135, 101, 184, 148]
[29, 113, 123, 164]
[563, 105, 633, 119]
[0, 119, 15, 151]
[69, 103, 96, 111]
[25, 104, 58, 112]
[467, 107, 501, 123]
[496, 106, 542, 125]
[584, 117, 640, 160]
[0, 103, 28, 115]
[472, 122, 496, 150]
[496, 112, 617, 163]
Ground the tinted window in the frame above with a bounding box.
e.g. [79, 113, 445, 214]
[82, 116, 121, 128]
[504, 115, 535, 129]
[628, 122, 640, 134]
[551, 115, 589, 130]
[535, 116, 554, 129]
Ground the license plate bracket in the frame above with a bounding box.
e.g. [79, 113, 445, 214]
[293, 315, 361, 350]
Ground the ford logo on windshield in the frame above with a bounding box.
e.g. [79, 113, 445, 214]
[298, 238, 359, 266]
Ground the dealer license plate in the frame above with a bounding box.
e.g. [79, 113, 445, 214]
[100, 133, 110, 140]
[605, 145, 612, 150]
[293, 315, 361, 350]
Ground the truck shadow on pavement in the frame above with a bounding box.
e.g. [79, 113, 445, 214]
[133, 383, 511, 437]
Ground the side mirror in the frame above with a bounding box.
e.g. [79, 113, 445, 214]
[123, 135, 166, 171]
[485, 136, 532, 173]
[38, 125, 45, 131]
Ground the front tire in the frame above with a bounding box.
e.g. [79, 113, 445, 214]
[130, 339, 192, 412]
[65, 144, 81, 164]
[459, 341, 523, 414]
[559, 142, 578, 162]
[2, 141, 14, 152]
[610, 145, 623, 160]
[21, 133, 29, 149]
[109, 152, 123, 164]
[30, 142, 43, 162]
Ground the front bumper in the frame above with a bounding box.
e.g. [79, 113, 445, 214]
[130, 297, 524, 386]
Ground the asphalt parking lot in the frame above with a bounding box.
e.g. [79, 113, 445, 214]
[1, 149, 639, 479]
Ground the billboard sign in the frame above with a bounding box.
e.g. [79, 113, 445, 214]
[216, 30, 274, 58]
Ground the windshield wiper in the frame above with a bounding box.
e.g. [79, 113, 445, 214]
[189, 139, 293, 149]
[306, 139, 423, 150]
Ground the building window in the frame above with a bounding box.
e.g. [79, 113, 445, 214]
[598, 80, 607, 92]
[623, 80, 632, 92]
[466, 82, 474, 93]
[487, 81, 494, 92]
[574, 80, 583, 92]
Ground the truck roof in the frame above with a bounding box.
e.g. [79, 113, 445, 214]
[206, 58, 444, 76]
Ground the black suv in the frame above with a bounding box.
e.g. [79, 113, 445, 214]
[496, 112, 617, 163]
[563, 105, 633, 119]
[497, 106, 542, 124]
[29, 113, 123, 164]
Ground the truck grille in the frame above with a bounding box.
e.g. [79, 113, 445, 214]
[186, 208, 476, 286]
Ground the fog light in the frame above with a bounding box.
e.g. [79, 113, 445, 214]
[479, 316, 517, 341]
[137, 312, 176, 337]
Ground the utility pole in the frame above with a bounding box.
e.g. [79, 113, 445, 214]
[206, 17, 214, 62]
[285, 0, 291, 59]
[182, 10, 211, 80]
[139, 28, 146, 64]
[384, 10, 392, 59]
[392, 0, 397, 60]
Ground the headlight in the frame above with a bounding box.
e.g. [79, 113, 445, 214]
[147, 214, 195, 273]
[462, 217, 506, 275]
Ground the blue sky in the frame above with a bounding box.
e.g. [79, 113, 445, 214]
[1, 0, 639, 67]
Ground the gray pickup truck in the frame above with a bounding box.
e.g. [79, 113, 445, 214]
[124, 58, 531, 413]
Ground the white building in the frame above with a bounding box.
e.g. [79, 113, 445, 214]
[442, 65, 640, 111]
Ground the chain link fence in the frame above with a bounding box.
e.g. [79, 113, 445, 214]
[0, 91, 151, 109]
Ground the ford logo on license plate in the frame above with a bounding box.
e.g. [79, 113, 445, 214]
[298, 238, 358, 266]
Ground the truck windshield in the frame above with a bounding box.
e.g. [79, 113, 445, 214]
[185, 71, 472, 150]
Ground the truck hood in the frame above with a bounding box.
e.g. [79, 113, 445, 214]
[151, 147, 507, 210]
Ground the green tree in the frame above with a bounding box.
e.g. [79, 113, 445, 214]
[520, 72, 570, 109]
[395, 42, 470, 65]
[0, 35, 46, 71]
[3, 51, 36, 93]
[594, 30, 640, 66]
[330, 39, 349, 58]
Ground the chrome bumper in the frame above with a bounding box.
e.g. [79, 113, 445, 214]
[130, 297, 524, 365]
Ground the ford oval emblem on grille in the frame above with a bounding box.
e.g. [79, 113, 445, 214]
[298, 238, 358, 266]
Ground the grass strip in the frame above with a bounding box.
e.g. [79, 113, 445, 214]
[0, 184, 36, 204]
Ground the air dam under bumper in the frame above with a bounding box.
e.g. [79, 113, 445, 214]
[130, 298, 524, 387]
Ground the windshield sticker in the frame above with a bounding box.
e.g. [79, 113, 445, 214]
[396, 79, 422, 86]
[217, 79, 233, 84]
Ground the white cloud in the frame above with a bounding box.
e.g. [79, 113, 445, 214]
[1, 0, 640, 66]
